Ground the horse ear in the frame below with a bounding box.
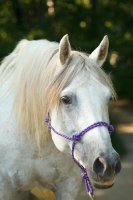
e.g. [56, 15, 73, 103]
[59, 34, 71, 65]
[89, 35, 109, 67]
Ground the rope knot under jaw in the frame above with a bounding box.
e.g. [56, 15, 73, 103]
[72, 134, 80, 142]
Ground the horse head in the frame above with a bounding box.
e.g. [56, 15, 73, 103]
[47, 35, 121, 190]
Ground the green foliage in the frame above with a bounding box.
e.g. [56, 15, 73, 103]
[0, 0, 133, 99]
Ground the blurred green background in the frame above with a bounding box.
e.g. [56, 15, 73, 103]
[0, 0, 133, 100]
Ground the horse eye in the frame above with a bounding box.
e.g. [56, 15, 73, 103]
[61, 96, 71, 104]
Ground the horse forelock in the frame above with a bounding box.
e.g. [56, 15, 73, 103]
[0, 39, 116, 148]
[46, 52, 116, 111]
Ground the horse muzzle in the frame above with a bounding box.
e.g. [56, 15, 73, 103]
[91, 151, 121, 189]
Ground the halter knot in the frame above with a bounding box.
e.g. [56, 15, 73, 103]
[72, 134, 80, 142]
[45, 115, 50, 123]
[81, 172, 88, 180]
[108, 125, 114, 133]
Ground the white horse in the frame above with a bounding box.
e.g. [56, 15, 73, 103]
[0, 35, 121, 200]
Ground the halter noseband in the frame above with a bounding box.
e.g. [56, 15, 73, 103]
[45, 114, 114, 200]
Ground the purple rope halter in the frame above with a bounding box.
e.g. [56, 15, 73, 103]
[45, 114, 114, 200]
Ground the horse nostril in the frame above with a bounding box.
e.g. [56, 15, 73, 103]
[93, 155, 121, 176]
[93, 157, 105, 176]
[115, 159, 121, 174]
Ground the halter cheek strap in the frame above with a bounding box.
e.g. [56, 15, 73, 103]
[45, 114, 114, 200]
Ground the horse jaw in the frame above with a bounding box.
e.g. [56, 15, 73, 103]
[89, 35, 109, 67]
